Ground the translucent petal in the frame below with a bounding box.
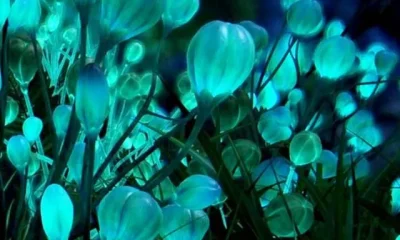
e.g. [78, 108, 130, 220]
[163, 0, 200, 30]
[5, 96, 19, 125]
[187, 21, 255, 99]
[175, 174, 222, 210]
[6, 135, 31, 172]
[22, 116, 43, 142]
[314, 36, 356, 80]
[160, 205, 209, 240]
[287, 0, 324, 37]
[264, 193, 314, 238]
[40, 184, 74, 240]
[335, 91, 357, 118]
[289, 131, 322, 166]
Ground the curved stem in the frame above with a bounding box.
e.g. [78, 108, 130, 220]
[283, 165, 296, 194]
[219, 205, 228, 229]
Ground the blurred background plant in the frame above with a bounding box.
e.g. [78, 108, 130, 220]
[0, 0, 400, 239]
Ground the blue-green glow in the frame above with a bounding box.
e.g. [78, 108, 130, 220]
[7, 135, 31, 173]
[175, 174, 222, 210]
[5, 96, 19, 126]
[160, 205, 209, 240]
[280, 0, 300, 10]
[267, 34, 297, 93]
[375, 50, 398, 76]
[356, 72, 385, 99]
[253, 71, 280, 110]
[0, 0, 10, 29]
[264, 193, 314, 238]
[93, 0, 164, 54]
[251, 157, 298, 207]
[163, 0, 200, 30]
[335, 91, 357, 118]
[287, 0, 324, 37]
[53, 105, 72, 139]
[314, 36, 356, 80]
[324, 19, 345, 38]
[239, 21, 269, 52]
[348, 125, 382, 153]
[22, 116, 43, 143]
[76, 64, 110, 138]
[290, 131, 322, 166]
[98, 186, 162, 240]
[40, 184, 74, 240]
[8, 0, 41, 33]
[346, 110, 374, 135]
[187, 21, 255, 101]
[221, 139, 261, 178]
[258, 106, 292, 145]
[391, 177, 400, 214]
[313, 150, 338, 179]
[67, 142, 86, 185]
[124, 40, 146, 64]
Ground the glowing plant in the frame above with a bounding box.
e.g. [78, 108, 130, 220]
[22, 116, 43, 143]
[160, 204, 210, 240]
[258, 106, 292, 145]
[98, 186, 163, 240]
[175, 174, 222, 210]
[5, 96, 19, 125]
[287, 0, 324, 37]
[314, 36, 356, 80]
[6, 135, 31, 173]
[163, 0, 200, 32]
[221, 139, 261, 178]
[90, 0, 164, 60]
[8, 0, 41, 34]
[40, 184, 74, 240]
[264, 193, 314, 238]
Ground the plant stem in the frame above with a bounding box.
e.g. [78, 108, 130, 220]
[0, 21, 9, 150]
[80, 136, 96, 240]
[283, 165, 296, 194]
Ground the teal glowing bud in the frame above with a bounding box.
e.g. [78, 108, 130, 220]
[239, 21, 269, 52]
[391, 177, 400, 214]
[221, 139, 261, 178]
[314, 36, 356, 80]
[124, 40, 146, 64]
[8, 0, 41, 34]
[118, 73, 142, 100]
[356, 72, 385, 99]
[163, 0, 200, 30]
[335, 91, 357, 118]
[75, 64, 110, 138]
[251, 157, 298, 206]
[287, 0, 324, 37]
[40, 184, 74, 240]
[98, 186, 163, 240]
[0, 0, 10, 29]
[324, 19, 345, 38]
[175, 71, 192, 95]
[187, 20, 255, 105]
[53, 105, 72, 139]
[94, 0, 164, 55]
[267, 34, 297, 93]
[5, 97, 19, 126]
[313, 150, 338, 179]
[290, 131, 322, 166]
[160, 205, 209, 240]
[67, 142, 86, 185]
[264, 193, 314, 238]
[258, 106, 292, 145]
[22, 116, 43, 143]
[175, 174, 222, 210]
[6, 135, 31, 173]
[375, 50, 398, 76]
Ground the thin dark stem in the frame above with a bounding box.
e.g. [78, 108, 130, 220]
[0, 21, 9, 150]
[80, 137, 96, 240]
[31, 35, 57, 159]
[93, 32, 165, 183]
